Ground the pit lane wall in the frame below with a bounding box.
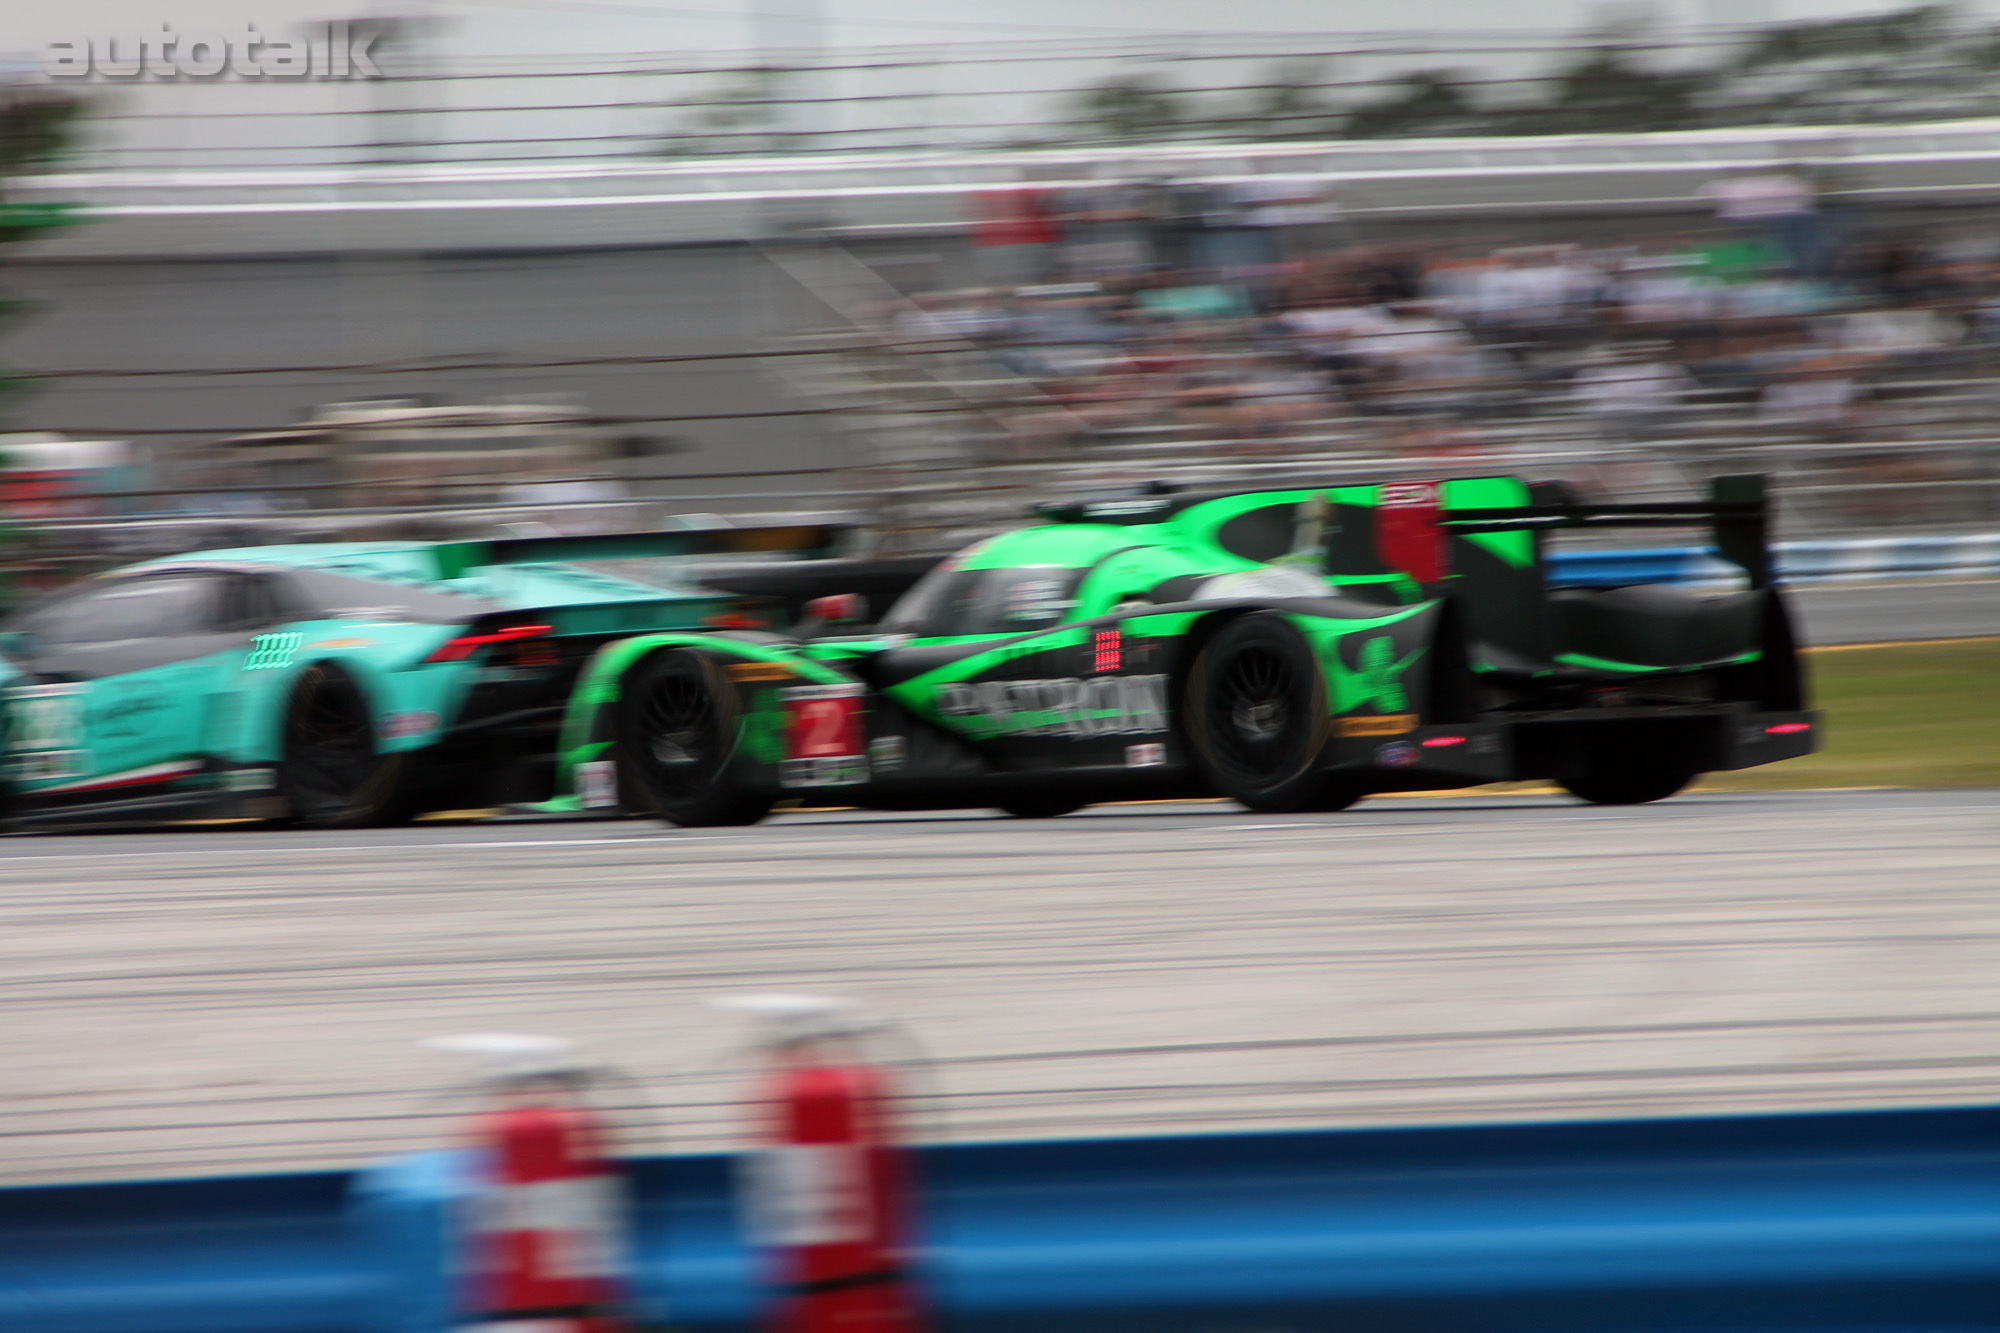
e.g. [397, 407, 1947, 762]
[6, 1104, 1997, 1333]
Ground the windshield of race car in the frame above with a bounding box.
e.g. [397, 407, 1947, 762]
[880, 563, 1087, 637]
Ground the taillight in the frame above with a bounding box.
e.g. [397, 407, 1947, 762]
[425, 623, 554, 663]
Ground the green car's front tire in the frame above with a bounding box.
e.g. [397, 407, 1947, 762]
[1187, 613, 1336, 814]
[278, 662, 423, 828]
[618, 650, 773, 828]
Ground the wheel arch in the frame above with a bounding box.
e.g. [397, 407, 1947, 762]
[257, 650, 436, 761]
[552, 632, 844, 802]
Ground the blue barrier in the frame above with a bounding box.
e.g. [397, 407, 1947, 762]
[1547, 534, 2000, 588]
[0, 1171, 375, 1333]
[5, 1105, 1998, 1333]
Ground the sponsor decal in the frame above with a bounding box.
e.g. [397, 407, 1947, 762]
[868, 735, 906, 773]
[36, 758, 202, 794]
[221, 767, 275, 792]
[1002, 577, 1073, 625]
[1375, 740, 1419, 770]
[379, 709, 440, 739]
[728, 661, 796, 683]
[1126, 742, 1166, 768]
[1354, 636, 1413, 713]
[1338, 713, 1416, 737]
[1420, 734, 1466, 748]
[780, 684, 867, 787]
[1765, 721, 1812, 735]
[576, 759, 619, 810]
[4, 683, 88, 781]
[310, 637, 376, 649]
[93, 690, 170, 738]
[937, 673, 1169, 738]
[1374, 480, 1448, 582]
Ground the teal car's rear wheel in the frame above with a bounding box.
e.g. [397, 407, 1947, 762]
[278, 662, 419, 828]
[618, 650, 773, 827]
[1187, 614, 1338, 814]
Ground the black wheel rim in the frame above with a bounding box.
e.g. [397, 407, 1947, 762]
[638, 661, 723, 799]
[1207, 642, 1312, 786]
[286, 671, 377, 816]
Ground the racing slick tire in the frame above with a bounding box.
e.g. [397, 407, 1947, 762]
[1559, 761, 1694, 806]
[1186, 613, 1335, 814]
[618, 649, 773, 828]
[1303, 777, 1368, 813]
[277, 662, 423, 828]
[994, 793, 1088, 819]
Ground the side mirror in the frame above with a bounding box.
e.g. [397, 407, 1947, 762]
[801, 593, 865, 626]
[797, 593, 866, 638]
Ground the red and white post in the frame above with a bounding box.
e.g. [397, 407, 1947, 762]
[719, 996, 925, 1333]
[431, 1034, 630, 1333]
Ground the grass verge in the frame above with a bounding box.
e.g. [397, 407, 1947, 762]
[1698, 637, 2000, 790]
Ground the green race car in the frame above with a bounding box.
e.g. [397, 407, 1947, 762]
[554, 474, 1818, 825]
[0, 523, 838, 829]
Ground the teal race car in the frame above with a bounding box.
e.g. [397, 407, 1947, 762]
[552, 474, 1818, 824]
[0, 523, 838, 829]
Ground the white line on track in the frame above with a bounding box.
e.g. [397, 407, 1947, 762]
[0, 834, 729, 862]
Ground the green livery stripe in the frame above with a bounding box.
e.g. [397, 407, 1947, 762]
[1554, 650, 1761, 673]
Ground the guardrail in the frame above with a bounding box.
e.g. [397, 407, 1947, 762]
[1547, 532, 2000, 587]
[6, 1104, 1998, 1333]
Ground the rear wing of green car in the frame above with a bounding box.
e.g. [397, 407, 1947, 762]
[1438, 474, 1774, 589]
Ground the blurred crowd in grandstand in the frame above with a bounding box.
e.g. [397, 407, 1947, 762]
[872, 172, 1999, 503]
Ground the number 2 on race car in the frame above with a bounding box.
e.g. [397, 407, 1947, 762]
[778, 684, 867, 787]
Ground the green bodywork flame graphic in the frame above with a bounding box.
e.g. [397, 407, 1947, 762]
[1356, 635, 1415, 713]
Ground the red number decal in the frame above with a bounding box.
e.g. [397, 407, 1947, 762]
[786, 690, 862, 760]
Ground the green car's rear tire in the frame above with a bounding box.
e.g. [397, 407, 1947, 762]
[618, 649, 773, 828]
[1304, 777, 1368, 813]
[1186, 613, 1334, 814]
[278, 662, 421, 828]
[1560, 763, 1694, 806]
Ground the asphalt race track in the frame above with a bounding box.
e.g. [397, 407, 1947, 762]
[3, 789, 1996, 1184]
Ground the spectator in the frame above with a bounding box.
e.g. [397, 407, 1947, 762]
[1571, 345, 1695, 440]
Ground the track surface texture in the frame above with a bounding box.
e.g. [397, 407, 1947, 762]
[4, 789, 1996, 1184]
